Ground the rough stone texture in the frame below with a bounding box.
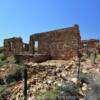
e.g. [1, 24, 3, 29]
[4, 37, 23, 56]
[14, 54, 51, 63]
[82, 39, 100, 52]
[5, 59, 100, 100]
[29, 24, 81, 60]
[4, 24, 81, 61]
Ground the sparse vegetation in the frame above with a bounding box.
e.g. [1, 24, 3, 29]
[0, 85, 6, 100]
[5, 64, 24, 84]
[0, 42, 100, 99]
[0, 47, 4, 54]
[96, 54, 100, 61]
[0, 54, 7, 67]
[35, 89, 60, 100]
[85, 73, 100, 100]
[0, 55, 7, 61]
[82, 51, 100, 63]
[35, 82, 79, 100]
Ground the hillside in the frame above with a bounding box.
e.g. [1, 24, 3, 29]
[0, 51, 100, 100]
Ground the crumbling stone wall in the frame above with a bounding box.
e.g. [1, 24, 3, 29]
[4, 37, 23, 56]
[15, 54, 51, 63]
[29, 24, 81, 60]
[87, 39, 99, 50]
[82, 39, 100, 52]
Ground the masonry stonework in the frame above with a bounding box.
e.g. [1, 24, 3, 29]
[4, 37, 23, 56]
[29, 24, 81, 60]
[4, 24, 82, 62]
[82, 39, 100, 52]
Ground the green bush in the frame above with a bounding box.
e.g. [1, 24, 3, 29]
[0, 55, 7, 61]
[35, 89, 60, 100]
[35, 82, 79, 100]
[0, 85, 6, 100]
[5, 64, 24, 84]
[0, 47, 4, 54]
[0, 53, 7, 61]
[96, 54, 100, 61]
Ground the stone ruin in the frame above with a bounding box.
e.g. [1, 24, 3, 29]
[4, 37, 23, 56]
[4, 37, 29, 56]
[29, 24, 81, 60]
[82, 39, 100, 53]
[4, 24, 82, 63]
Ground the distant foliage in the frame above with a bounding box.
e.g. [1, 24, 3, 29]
[0, 47, 4, 54]
[5, 64, 24, 84]
[0, 55, 7, 61]
[0, 85, 7, 100]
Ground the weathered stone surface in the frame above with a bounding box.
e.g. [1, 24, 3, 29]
[4, 24, 81, 62]
[82, 39, 100, 52]
[29, 24, 81, 60]
[14, 54, 51, 63]
[1, 58, 99, 100]
[4, 37, 23, 56]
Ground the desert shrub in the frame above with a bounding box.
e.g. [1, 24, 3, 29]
[0, 85, 6, 100]
[85, 73, 100, 100]
[35, 88, 60, 100]
[82, 51, 91, 58]
[5, 64, 24, 84]
[89, 51, 97, 64]
[35, 82, 79, 100]
[0, 55, 7, 61]
[0, 61, 2, 67]
[81, 53, 87, 62]
[96, 54, 100, 61]
[0, 78, 5, 85]
[0, 47, 4, 54]
[0, 55, 7, 67]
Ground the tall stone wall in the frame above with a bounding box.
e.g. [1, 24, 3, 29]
[29, 24, 81, 60]
[4, 37, 23, 56]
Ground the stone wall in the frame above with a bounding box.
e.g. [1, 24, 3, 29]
[14, 54, 51, 63]
[4, 37, 23, 56]
[4, 24, 81, 61]
[82, 39, 100, 52]
[29, 24, 81, 60]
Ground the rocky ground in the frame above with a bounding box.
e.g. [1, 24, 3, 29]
[1, 57, 99, 100]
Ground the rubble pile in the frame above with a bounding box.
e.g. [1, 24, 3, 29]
[4, 59, 100, 100]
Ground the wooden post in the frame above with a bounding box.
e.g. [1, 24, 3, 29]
[24, 65, 27, 100]
[86, 43, 89, 57]
[77, 39, 82, 89]
[77, 51, 81, 87]
[93, 49, 97, 64]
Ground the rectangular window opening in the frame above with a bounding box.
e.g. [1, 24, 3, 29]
[34, 41, 39, 54]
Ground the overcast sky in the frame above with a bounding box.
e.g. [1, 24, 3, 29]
[0, 0, 100, 46]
